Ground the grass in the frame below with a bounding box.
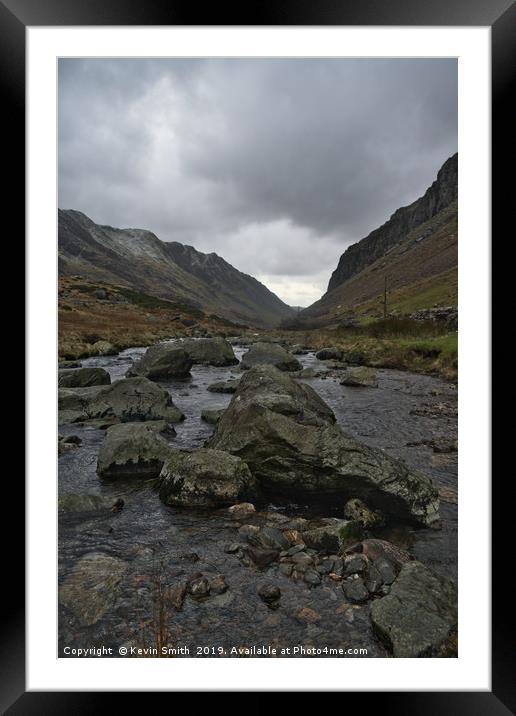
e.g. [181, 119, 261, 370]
[387, 268, 457, 315]
[282, 319, 458, 381]
[58, 276, 240, 359]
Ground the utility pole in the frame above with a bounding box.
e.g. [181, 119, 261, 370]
[383, 275, 388, 319]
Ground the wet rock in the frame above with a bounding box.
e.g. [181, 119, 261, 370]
[158, 449, 258, 508]
[370, 561, 458, 657]
[343, 577, 369, 603]
[238, 524, 260, 540]
[285, 517, 310, 531]
[228, 502, 256, 519]
[188, 576, 210, 599]
[97, 421, 173, 479]
[290, 552, 314, 573]
[111, 497, 124, 513]
[223, 543, 241, 554]
[374, 558, 397, 585]
[257, 583, 281, 605]
[315, 559, 334, 575]
[127, 344, 193, 381]
[302, 520, 355, 554]
[201, 408, 225, 425]
[344, 498, 383, 527]
[295, 607, 321, 624]
[344, 555, 368, 576]
[87, 377, 185, 424]
[246, 547, 279, 568]
[61, 434, 82, 445]
[208, 365, 439, 527]
[92, 340, 118, 356]
[316, 347, 343, 361]
[177, 337, 239, 367]
[360, 539, 413, 570]
[207, 380, 240, 393]
[279, 563, 294, 577]
[364, 563, 384, 594]
[304, 569, 322, 586]
[209, 575, 228, 594]
[58, 367, 111, 388]
[248, 526, 290, 552]
[340, 367, 378, 388]
[59, 552, 128, 626]
[240, 342, 302, 372]
[287, 544, 306, 556]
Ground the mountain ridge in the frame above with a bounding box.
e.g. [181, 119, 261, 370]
[58, 209, 294, 328]
[327, 153, 458, 293]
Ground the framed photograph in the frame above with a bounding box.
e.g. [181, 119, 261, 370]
[4, 0, 512, 707]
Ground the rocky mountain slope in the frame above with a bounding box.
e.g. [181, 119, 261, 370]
[327, 154, 457, 292]
[58, 209, 294, 328]
[298, 155, 457, 327]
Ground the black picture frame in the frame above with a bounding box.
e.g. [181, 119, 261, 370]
[4, 0, 513, 709]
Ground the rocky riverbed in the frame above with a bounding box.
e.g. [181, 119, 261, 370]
[58, 339, 457, 658]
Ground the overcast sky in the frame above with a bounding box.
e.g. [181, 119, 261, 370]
[59, 58, 457, 306]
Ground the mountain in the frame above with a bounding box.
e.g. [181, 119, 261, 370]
[58, 209, 294, 328]
[327, 153, 457, 293]
[297, 154, 458, 327]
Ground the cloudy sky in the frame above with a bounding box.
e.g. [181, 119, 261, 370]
[58, 58, 457, 306]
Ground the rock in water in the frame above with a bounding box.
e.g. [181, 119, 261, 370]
[58, 367, 111, 388]
[207, 379, 240, 393]
[127, 344, 192, 381]
[316, 347, 343, 361]
[240, 342, 302, 372]
[370, 561, 457, 657]
[158, 448, 258, 508]
[201, 408, 225, 425]
[340, 367, 378, 388]
[92, 340, 118, 356]
[207, 365, 439, 527]
[177, 337, 239, 366]
[59, 552, 128, 626]
[87, 377, 184, 423]
[97, 421, 173, 479]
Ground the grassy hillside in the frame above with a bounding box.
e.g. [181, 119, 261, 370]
[58, 276, 243, 360]
[298, 202, 457, 328]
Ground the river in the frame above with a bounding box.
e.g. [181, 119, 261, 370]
[58, 342, 457, 658]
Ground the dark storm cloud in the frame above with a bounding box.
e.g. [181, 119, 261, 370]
[58, 58, 457, 304]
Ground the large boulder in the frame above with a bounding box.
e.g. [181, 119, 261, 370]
[87, 377, 184, 423]
[207, 365, 439, 527]
[127, 344, 193, 381]
[240, 342, 302, 372]
[58, 386, 105, 423]
[58, 367, 111, 388]
[59, 377, 184, 424]
[158, 448, 258, 508]
[97, 421, 173, 479]
[177, 337, 239, 366]
[370, 561, 457, 657]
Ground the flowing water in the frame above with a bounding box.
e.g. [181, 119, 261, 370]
[58, 342, 457, 658]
